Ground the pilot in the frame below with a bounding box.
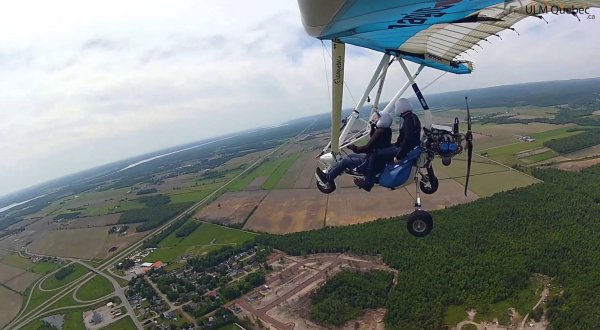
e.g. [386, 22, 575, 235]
[316, 111, 393, 185]
[354, 98, 422, 191]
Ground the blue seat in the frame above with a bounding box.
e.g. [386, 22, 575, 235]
[378, 147, 422, 189]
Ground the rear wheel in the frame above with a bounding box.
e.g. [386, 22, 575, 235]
[407, 210, 433, 237]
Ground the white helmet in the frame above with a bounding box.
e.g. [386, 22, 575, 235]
[395, 98, 413, 116]
[376, 111, 392, 128]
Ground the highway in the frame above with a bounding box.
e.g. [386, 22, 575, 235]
[6, 121, 314, 329]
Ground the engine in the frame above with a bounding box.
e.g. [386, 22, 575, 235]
[423, 118, 465, 166]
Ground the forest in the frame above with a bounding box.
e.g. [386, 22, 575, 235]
[310, 270, 393, 326]
[544, 128, 600, 153]
[118, 202, 193, 232]
[259, 165, 600, 330]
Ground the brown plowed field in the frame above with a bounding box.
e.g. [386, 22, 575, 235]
[0, 263, 25, 283]
[244, 190, 327, 234]
[276, 153, 313, 189]
[0, 286, 21, 328]
[5, 271, 41, 293]
[195, 191, 268, 225]
[325, 187, 417, 227]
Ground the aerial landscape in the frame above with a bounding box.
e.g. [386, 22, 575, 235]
[1, 1, 600, 330]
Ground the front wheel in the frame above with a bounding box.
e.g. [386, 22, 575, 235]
[419, 167, 439, 195]
[407, 210, 433, 237]
[316, 177, 336, 194]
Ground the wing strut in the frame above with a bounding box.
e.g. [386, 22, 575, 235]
[397, 58, 432, 130]
[330, 40, 345, 155]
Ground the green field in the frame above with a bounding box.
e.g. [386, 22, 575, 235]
[228, 153, 297, 191]
[437, 158, 539, 197]
[40, 264, 89, 290]
[31, 261, 62, 274]
[484, 126, 582, 165]
[99, 315, 136, 330]
[48, 290, 79, 310]
[443, 305, 469, 326]
[145, 222, 256, 263]
[217, 324, 241, 330]
[1, 253, 35, 270]
[521, 150, 558, 164]
[262, 153, 300, 189]
[75, 275, 114, 301]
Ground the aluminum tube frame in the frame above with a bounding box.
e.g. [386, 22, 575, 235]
[320, 53, 390, 156]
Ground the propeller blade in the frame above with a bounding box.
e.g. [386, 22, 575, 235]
[464, 96, 473, 196]
[465, 137, 473, 196]
[465, 96, 472, 132]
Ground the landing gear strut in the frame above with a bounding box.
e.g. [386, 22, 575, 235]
[408, 170, 434, 237]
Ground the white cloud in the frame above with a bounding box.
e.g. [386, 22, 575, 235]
[0, 2, 598, 197]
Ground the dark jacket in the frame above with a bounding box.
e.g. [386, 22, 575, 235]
[352, 124, 392, 154]
[395, 112, 421, 160]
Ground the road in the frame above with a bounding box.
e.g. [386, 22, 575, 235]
[7, 121, 315, 329]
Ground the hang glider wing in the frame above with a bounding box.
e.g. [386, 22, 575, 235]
[298, 0, 600, 74]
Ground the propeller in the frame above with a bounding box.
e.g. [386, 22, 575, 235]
[464, 96, 473, 196]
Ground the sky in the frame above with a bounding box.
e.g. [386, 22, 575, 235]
[0, 1, 599, 198]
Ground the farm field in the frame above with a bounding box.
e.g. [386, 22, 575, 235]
[146, 222, 256, 263]
[228, 153, 300, 191]
[0, 262, 25, 283]
[5, 271, 41, 293]
[0, 285, 22, 328]
[29, 227, 110, 259]
[75, 275, 114, 301]
[438, 157, 540, 197]
[194, 190, 267, 225]
[482, 126, 580, 165]
[243, 189, 327, 234]
[1, 253, 35, 270]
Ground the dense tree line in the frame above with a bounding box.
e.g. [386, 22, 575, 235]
[118, 202, 193, 232]
[221, 271, 266, 300]
[142, 216, 190, 248]
[259, 166, 600, 329]
[52, 212, 81, 221]
[175, 222, 200, 238]
[544, 129, 600, 154]
[310, 270, 392, 326]
[54, 265, 75, 281]
[137, 194, 171, 207]
[187, 242, 255, 272]
[136, 188, 158, 195]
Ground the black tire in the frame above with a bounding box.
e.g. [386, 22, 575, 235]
[407, 210, 433, 237]
[419, 167, 439, 195]
[316, 178, 336, 194]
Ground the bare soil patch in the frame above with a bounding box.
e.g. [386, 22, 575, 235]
[195, 191, 268, 225]
[155, 173, 200, 192]
[326, 188, 416, 227]
[244, 190, 326, 234]
[0, 285, 21, 328]
[555, 157, 600, 171]
[29, 227, 110, 259]
[4, 271, 41, 293]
